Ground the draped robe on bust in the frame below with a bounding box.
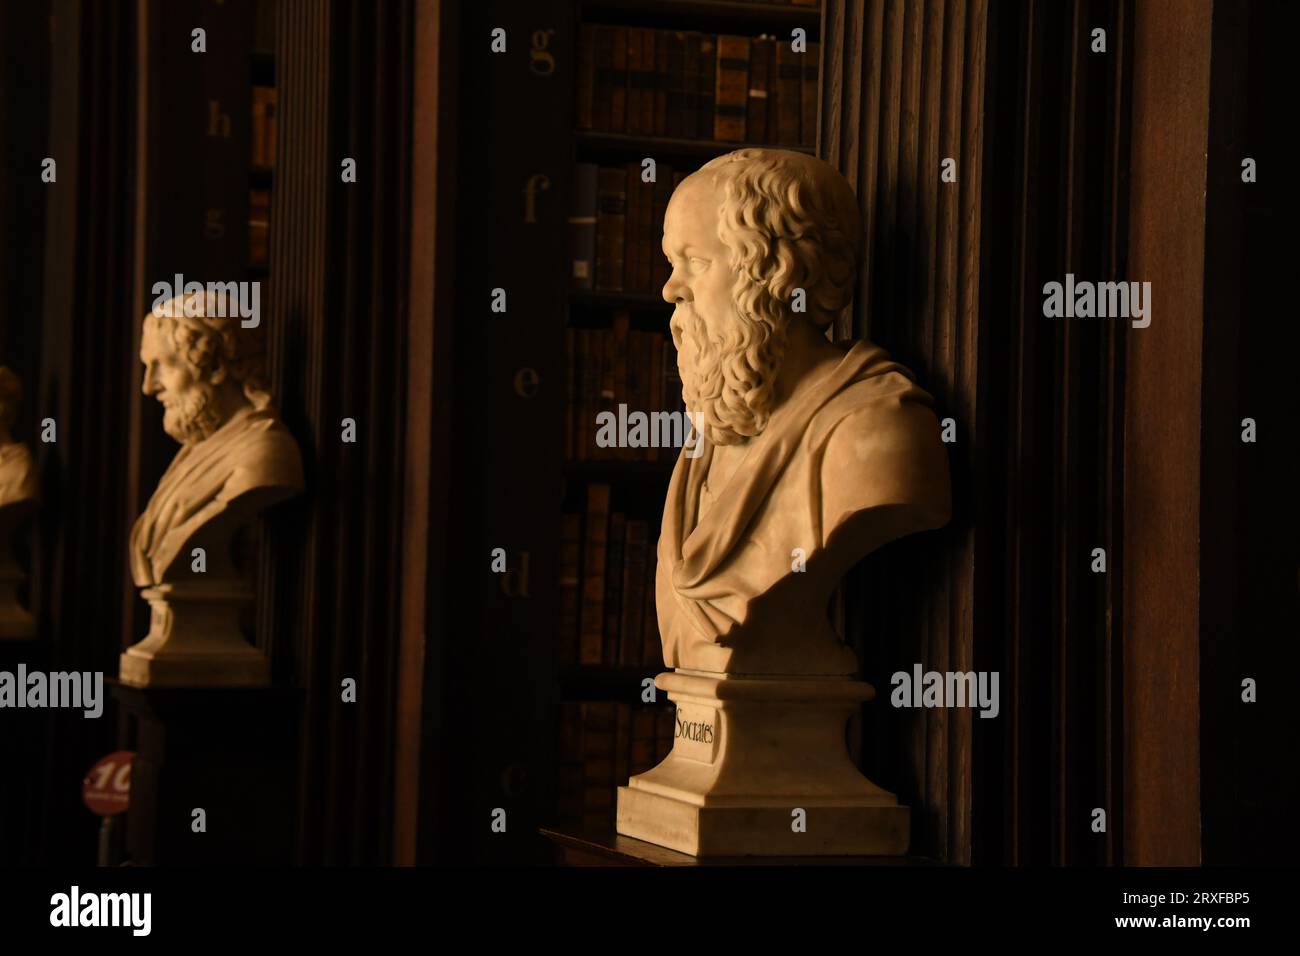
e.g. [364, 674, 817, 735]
[655, 340, 950, 676]
[130, 404, 303, 586]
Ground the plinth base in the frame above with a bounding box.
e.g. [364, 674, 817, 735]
[119, 582, 269, 688]
[616, 787, 909, 856]
[119, 645, 269, 688]
[616, 670, 910, 857]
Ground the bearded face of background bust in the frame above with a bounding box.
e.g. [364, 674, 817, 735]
[140, 317, 227, 445]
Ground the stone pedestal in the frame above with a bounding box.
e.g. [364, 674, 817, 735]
[617, 670, 909, 856]
[112, 682, 300, 865]
[119, 580, 269, 688]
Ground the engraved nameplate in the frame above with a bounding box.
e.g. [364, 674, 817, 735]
[673, 702, 719, 764]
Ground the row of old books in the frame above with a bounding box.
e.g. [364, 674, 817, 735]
[561, 483, 664, 669]
[556, 701, 675, 829]
[576, 27, 819, 147]
[565, 313, 685, 463]
[251, 85, 278, 167]
[571, 163, 685, 294]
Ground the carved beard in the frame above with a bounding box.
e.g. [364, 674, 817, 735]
[162, 381, 224, 445]
[671, 296, 787, 447]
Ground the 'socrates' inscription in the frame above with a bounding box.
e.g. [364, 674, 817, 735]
[673, 703, 719, 764]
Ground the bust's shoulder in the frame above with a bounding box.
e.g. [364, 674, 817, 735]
[808, 367, 937, 455]
[218, 410, 305, 499]
[810, 371, 950, 531]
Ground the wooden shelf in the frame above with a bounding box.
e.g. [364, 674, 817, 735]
[542, 825, 939, 866]
[580, 0, 821, 37]
[249, 165, 274, 188]
[575, 130, 815, 163]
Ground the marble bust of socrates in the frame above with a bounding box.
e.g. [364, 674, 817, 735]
[131, 292, 303, 586]
[656, 148, 951, 677]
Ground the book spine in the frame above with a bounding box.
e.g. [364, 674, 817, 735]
[775, 40, 802, 146]
[620, 519, 648, 666]
[576, 24, 595, 130]
[681, 33, 700, 140]
[697, 34, 717, 140]
[643, 545, 661, 667]
[626, 27, 644, 136]
[652, 29, 667, 136]
[558, 512, 582, 667]
[595, 166, 626, 293]
[614, 703, 632, 791]
[651, 164, 675, 293]
[582, 702, 617, 828]
[611, 311, 631, 460]
[579, 483, 611, 665]
[802, 40, 819, 148]
[622, 162, 642, 294]
[714, 35, 750, 142]
[609, 26, 628, 133]
[577, 329, 594, 460]
[664, 32, 687, 138]
[570, 162, 598, 291]
[593, 26, 613, 131]
[747, 38, 773, 146]
[603, 513, 626, 666]
[630, 708, 657, 776]
[564, 328, 575, 460]
[264, 87, 277, 166]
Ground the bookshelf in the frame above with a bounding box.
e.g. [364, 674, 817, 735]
[552, 0, 825, 835]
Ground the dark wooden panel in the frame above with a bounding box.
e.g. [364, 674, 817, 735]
[1122, 0, 1209, 867]
[826, 0, 1133, 866]
[259, 0, 417, 865]
[823, 0, 984, 865]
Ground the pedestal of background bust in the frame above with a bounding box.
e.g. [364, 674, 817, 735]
[118, 580, 270, 688]
[112, 681, 300, 865]
[617, 670, 909, 856]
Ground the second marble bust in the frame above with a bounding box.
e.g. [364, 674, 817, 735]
[130, 293, 303, 586]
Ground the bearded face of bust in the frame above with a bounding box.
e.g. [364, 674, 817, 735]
[140, 295, 271, 447]
[140, 317, 222, 445]
[662, 174, 787, 448]
[661, 151, 862, 448]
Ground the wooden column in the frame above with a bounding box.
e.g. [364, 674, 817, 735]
[1121, 0, 1212, 867]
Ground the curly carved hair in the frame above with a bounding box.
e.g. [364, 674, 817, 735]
[148, 291, 272, 410]
[693, 148, 863, 330]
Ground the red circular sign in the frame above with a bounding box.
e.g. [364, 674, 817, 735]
[82, 751, 135, 817]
